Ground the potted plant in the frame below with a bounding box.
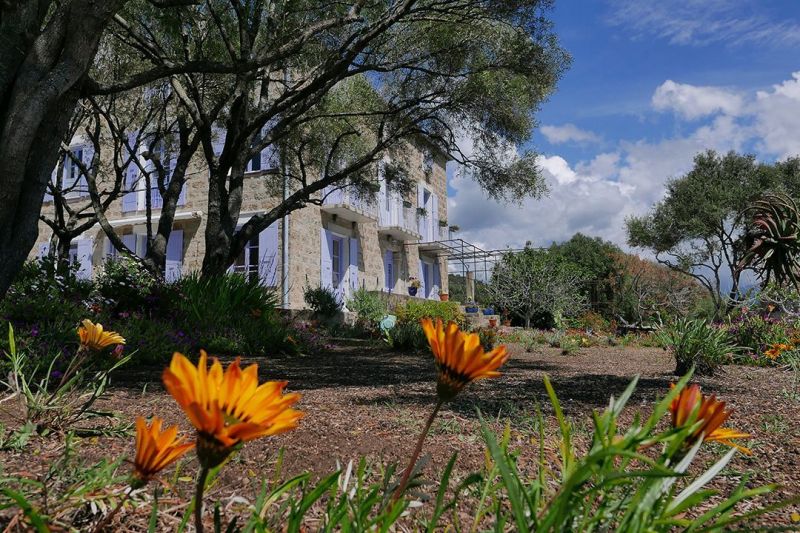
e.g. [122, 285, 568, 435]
[402, 200, 413, 209]
[408, 277, 421, 296]
[449, 224, 460, 233]
[464, 301, 479, 313]
[439, 219, 448, 227]
[416, 207, 428, 218]
[501, 309, 512, 327]
[439, 290, 449, 301]
[488, 317, 498, 328]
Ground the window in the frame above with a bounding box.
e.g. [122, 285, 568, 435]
[248, 152, 261, 172]
[233, 235, 260, 281]
[68, 242, 79, 264]
[331, 238, 342, 287]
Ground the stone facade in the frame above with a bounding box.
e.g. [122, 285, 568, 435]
[33, 138, 450, 310]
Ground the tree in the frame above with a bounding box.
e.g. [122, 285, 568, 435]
[549, 233, 620, 312]
[625, 150, 800, 314]
[104, 0, 568, 277]
[489, 247, 587, 329]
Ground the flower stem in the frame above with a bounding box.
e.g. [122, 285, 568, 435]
[91, 489, 131, 533]
[393, 398, 444, 502]
[195, 467, 209, 533]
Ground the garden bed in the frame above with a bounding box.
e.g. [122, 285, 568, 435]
[2, 341, 799, 528]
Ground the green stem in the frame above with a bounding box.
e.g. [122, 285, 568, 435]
[91, 490, 131, 533]
[393, 398, 444, 502]
[195, 467, 209, 533]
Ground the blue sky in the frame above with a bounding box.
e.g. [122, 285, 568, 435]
[448, 0, 800, 251]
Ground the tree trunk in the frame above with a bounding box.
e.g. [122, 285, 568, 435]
[0, 0, 124, 298]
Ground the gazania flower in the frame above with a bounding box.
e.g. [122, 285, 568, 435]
[162, 351, 303, 467]
[669, 384, 751, 454]
[421, 318, 509, 401]
[132, 416, 194, 487]
[77, 319, 125, 351]
[764, 343, 793, 360]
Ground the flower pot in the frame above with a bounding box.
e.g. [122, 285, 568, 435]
[439, 294, 449, 301]
[483, 308, 495, 316]
[488, 317, 498, 328]
[502, 319, 511, 327]
[408, 287, 418, 296]
[465, 306, 479, 313]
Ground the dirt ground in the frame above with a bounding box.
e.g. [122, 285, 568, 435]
[2, 340, 799, 530]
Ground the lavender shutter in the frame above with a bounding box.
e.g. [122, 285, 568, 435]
[418, 258, 426, 298]
[349, 237, 359, 292]
[75, 239, 93, 279]
[78, 144, 94, 197]
[320, 228, 333, 291]
[433, 261, 441, 299]
[261, 142, 277, 170]
[417, 184, 425, 236]
[432, 193, 439, 239]
[121, 234, 136, 256]
[122, 133, 140, 212]
[384, 250, 394, 291]
[259, 223, 279, 286]
[165, 229, 183, 282]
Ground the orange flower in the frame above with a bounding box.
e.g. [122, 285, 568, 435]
[162, 351, 303, 467]
[421, 319, 509, 401]
[669, 384, 751, 454]
[132, 416, 194, 486]
[764, 343, 793, 360]
[77, 319, 125, 351]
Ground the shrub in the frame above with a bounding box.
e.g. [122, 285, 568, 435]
[93, 257, 159, 311]
[347, 288, 388, 329]
[475, 327, 497, 351]
[658, 318, 737, 375]
[303, 284, 342, 319]
[394, 300, 463, 327]
[175, 272, 278, 325]
[724, 307, 792, 359]
[383, 321, 428, 351]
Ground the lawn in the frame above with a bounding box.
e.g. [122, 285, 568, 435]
[2, 339, 798, 529]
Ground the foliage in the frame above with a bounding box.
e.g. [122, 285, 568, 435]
[383, 321, 429, 352]
[550, 233, 620, 310]
[174, 272, 278, 327]
[475, 327, 498, 351]
[608, 252, 706, 327]
[447, 274, 491, 305]
[394, 300, 464, 327]
[658, 318, 737, 375]
[303, 284, 342, 320]
[93, 257, 159, 311]
[739, 193, 800, 288]
[626, 150, 800, 312]
[724, 307, 791, 361]
[1, 324, 130, 438]
[346, 288, 388, 331]
[473, 375, 787, 531]
[489, 246, 588, 328]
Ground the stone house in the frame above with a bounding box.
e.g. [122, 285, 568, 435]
[32, 135, 451, 310]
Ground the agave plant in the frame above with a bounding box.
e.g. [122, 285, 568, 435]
[738, 193, 800, 288]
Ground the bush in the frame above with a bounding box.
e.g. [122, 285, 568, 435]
[724, 307, 792, 360]
[347, 288, 388, 330]
[93, 257, 159, 311]
[383, 321, 428, 351]
[303, 284, 342, 319]
[394, 300, 463, 327]
[658, 318, 737, 375]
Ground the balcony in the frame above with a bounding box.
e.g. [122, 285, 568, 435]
[378, 201, 421, 241]
[321, 184, 378, 223]
[418, 224, 452, 251]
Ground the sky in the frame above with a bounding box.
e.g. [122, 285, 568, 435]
[447, 0, 800, 252]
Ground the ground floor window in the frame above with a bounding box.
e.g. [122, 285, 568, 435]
[331, 236, 343, 288]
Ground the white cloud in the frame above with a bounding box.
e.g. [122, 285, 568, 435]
[652, 80, 743, 119]
[607, 0, 800, 48]
[540, 123, 601, 144]
[447, 72, 800, 253]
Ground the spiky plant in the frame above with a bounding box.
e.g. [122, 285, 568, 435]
[738, 193, 800, 288]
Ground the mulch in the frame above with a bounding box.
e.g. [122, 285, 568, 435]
[2, 340, 799, 529]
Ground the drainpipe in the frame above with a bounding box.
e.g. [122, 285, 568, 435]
[281, 68, 291, 309]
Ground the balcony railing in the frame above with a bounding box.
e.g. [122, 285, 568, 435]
[378, 201, 421, 241]
[321, 184, 378, 222]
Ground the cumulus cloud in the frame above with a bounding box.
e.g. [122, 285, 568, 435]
[448, 72, 800, 253]
[652, 80, 743, 119]
[607, 0, 800, 48]
[540, 123, 601, 144]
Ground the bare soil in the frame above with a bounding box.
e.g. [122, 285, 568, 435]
[2, 340, 799, 530]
